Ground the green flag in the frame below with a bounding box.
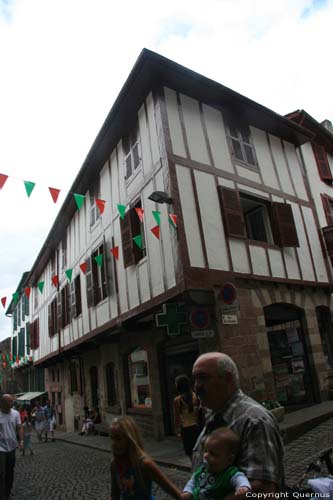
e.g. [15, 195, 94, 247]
[65, 269, 73, 282]
[94, 254, 103, 268]
[133, 235, 143, 249]
[152, 210, 161, 226]
[37, 281, 44, 294]
[117, 204, 126, 220]
[24, 180, 36, 197]
[12, 292, 19, 304]
[74, 193, 85, 210]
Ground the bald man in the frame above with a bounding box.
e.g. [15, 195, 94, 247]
[192, 353, 284, 496]
[0, 394, 23, 500]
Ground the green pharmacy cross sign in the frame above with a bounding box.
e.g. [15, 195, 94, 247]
[155, 303, 188, 336]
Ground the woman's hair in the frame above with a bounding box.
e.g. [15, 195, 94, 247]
[175, 374, 194, 412]
[110, 416, 149, 485]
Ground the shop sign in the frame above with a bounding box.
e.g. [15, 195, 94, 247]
[191, 330, 215, 339]
[221, 300, 240, 314]
[222, 314, 238, 325]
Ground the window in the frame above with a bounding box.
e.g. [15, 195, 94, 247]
[24, 293, 29, 316]
[13, 308, 17, 331]
[70, 275, 82, 317]
[128, 348, 152, 408]
[227, 122, 257, 167]
[90, 179, 101, 227]
[61, 284, 70, 328]
[105, 362, 117, 406]
[12, 336, 17, 358]
[18, 328, 25, 357]
[26, 323, 30, 355]
[123, 122, 141, 180]
[18, 301, 21, 327]
[48, 297, 58, 337]
[218, 187, 299, 247]
[62, 238, 67, 269]
[34, 287, 38, 310]
[120, 199, 146, 268]
[86, 243, 108, 307]
[313, 144, 332, 183]
[30, 318, 40, 350]
[21, 298, 25, 322]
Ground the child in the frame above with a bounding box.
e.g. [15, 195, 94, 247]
[22, 416, 34, 456]
[109, 416, 181, 500]
[181, 427, 251, 500]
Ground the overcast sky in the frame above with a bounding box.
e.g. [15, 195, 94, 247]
[0, 0, 332, 341]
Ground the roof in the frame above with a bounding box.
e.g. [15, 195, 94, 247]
[286, 109, 333, 154]
[25, 49, 313, 285]
[15, 391, 47, 402]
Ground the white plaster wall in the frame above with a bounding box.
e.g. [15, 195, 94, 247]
[180, 94, 210, 165]
[291, 203, 315, 281]
[284, 141, 307, 200]
[250, 245, 269, 275]
[268, 249, 286, 278]
[251, 127, 279, 189]
[164, 87, 186, 157]
[203, 104, 234, 173]
[302, 206, 328, 282]
[229, 240, 251, 273]
[269, 134, 295, 196]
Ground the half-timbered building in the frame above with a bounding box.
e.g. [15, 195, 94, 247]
[18, 50, 333, 438]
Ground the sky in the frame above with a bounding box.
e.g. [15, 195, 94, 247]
[0, 0, 332, 341]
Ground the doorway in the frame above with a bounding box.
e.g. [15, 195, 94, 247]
[90, 366, 99, 408]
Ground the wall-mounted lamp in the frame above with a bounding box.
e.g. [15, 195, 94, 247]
[148, 191, 173, 204]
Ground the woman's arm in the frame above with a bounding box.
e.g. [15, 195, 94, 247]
[143, 458, 182, 499]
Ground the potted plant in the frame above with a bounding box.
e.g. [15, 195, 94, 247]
[260, 400, 285, 422]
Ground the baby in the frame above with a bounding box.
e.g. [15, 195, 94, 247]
[181, 427, 251, 500]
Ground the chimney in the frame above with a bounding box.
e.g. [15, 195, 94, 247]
[321, 119, 333, 135]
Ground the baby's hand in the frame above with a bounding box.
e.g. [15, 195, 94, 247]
[180, 493, 193, 500]
[235, 487, 250, 498]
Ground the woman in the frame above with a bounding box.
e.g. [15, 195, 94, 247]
[173, 374, 201, 459]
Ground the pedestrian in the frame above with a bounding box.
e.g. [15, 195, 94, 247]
[43, 400, 55, 442]
[22, 416, 34, 456]
[18, 405, 28, 424]
[0, 393, 24, 500]
[173, 374, 200, 460]
[31, 400, 45, 442]
[192, 352, 285, 493]
[109, 415, 181, 500]
[181, 427, 251, 500]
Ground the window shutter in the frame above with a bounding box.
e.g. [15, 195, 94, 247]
[74, 275, 82, 316]
[272, 202, 299, 247]
[120, 211, 135, 268]
[30, 322, 35, 350]
[323, 226, 333, 259]
[100, 242, 109, 299]
[57, 293, 62, 331]
[218, 186, 247, 238]
[321, 195, 333, 226]
[26, 323, 30, 355]
[313, 144, 332, 182]
[70, 281, 76, 318]
[86, 258, 94, 308]
[35, 318, 40, 349]
[48, 304, 54, 337]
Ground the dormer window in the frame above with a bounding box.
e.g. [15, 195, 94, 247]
[227, 122, 257, 167]
[123, 122, 141, 180]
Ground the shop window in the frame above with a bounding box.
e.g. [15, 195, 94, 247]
[90, 179, 101, 227]
[226, 121, 257, 167]
[316, 306, 333, 369]
[120, 199, 146, 268]
[123, 122, 141, 180]
[128, 347, 152, 409]
[105, 362, 117, 406]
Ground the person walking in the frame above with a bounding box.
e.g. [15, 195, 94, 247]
[0, 394, 23, 500]
[22, 416, 33, 456]
[31, 400, 45, 442]
[192, 352, 285, 494]
[43, 400, 55, 442]
[173, 374, 200, 460]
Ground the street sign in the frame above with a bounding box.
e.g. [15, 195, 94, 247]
[222, 314, 238, 325]
[220, 283, 237, 304]
[190, 308, 210, 330]
[221, 300, 240, 314]
[191, 330, 215, 339]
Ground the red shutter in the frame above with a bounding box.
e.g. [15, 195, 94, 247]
[30, 322, 35, 350]
[321, 194, 333, 226]
[120, 211, 135, 268]
[35, 318, 39, 349]
[312, 144, 332, 182]
[218, 186, 247, 238]
[323, 226, 333, 258]
[272, 202, 299, 247]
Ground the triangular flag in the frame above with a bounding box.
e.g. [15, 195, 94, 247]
[52, 275, 59, 287]
[65, 269, 73, 282]
[16, 356, 19, 364]
[10, 353, 12, 361]
[94, 254, 103, 268]
[168, 214, 178, 228]
[1, 353, 5, 361]
[48, 187, 61, 203]
[2, 362, 6, 369]
[6, 354, 9, 361]
[110, 246, 119, 260]
[151, 225, 160, 239]
[1, 297, 6, 308]
[24, 180, 35, 198]
[152, 210, 161, 226]
[37, 281, 44, 293]
[96, 199, 106, 214]
[80, 262, 87, 274]
[24, 287, 31, 298]
[0, 174, 8, 189]
[74, 193, 85, 210]
[133, 235, 143, 249]
[12, 292, 19, 304]
[117, 204, 126, 220]
[135, 207, 144, 222]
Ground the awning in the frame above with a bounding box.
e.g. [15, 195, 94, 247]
[15, 391, 46, 402]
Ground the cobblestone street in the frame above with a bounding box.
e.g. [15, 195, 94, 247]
[10, 417, 333, 499]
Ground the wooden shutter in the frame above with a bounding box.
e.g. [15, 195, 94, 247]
[272, 202, 299, 247]
[120, 210, 135, 268]
[35, 318, 39, 349]
[218, 186, 247, 238]
[70, 281, 76, 319]
[29, 322, 35, 350]
[86, 257, 94, 308]
[100, 242, 108, 299]
[57, 293, 62, 331]
[48, 304, 54, 337]
[323, 226, 333, 258]
[312, 144, 332, 182]
[75, 275, 82, 316]
[321, 195, 333, 226]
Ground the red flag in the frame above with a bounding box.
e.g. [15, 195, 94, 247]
[24, 287, 31, 298]
[48, 187, 61, 203]
[52, 275, 59, 287]
[16, 356, 19, 364]
[1, 353, 5, 361]
[151, 225, 160, 239]
[79, 262, 87, 274]
[0, 174, 8, 190]
[2, 362, 6, 369]
[135, 207, 144, 222]
[110, 246, 119, 260]
[169, 214, 178, 228]
[96, 199, 106, 214]
[1, 297, 6, 308]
